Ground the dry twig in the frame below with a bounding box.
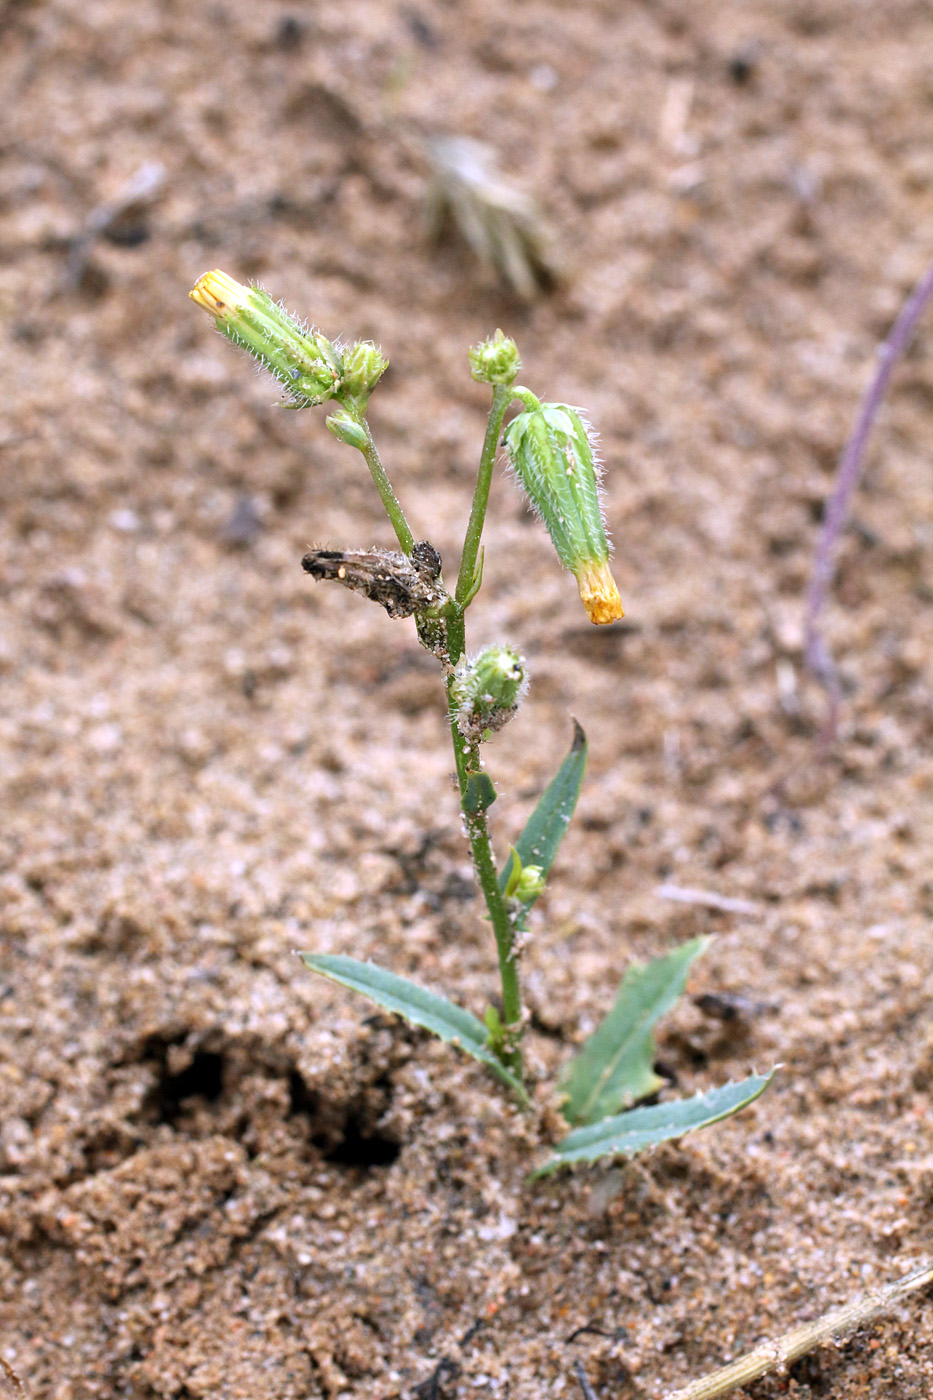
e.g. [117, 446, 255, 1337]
[573, 1358, 599, 1400]
[804, 256, 933, 742]
[654, 884, 762, 917]
[662, 1259, 933, 1400]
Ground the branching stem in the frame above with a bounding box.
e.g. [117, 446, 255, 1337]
[346, 385, 529, 1085]
[455, 383, 513, 610]
[437, 380, 533, 1083]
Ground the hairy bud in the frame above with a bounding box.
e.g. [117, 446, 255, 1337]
[503, 403, 624, 624]
[189, 270, 342, 407]
[340, 341, 388, 402]
[325, 409, 369, 451]
[469, 329, 521, 386]
[451, 645, 527, 743]
[505, 860, 545, 903]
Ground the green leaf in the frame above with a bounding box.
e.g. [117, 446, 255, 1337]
[300, 953, 528, 1103]
[560, 937, 708, 1127]
[531, 1071, 776, 1178]
[502, 846, 524, 899]
[499, 719, 587, 910]
[464, 770, 497, 814]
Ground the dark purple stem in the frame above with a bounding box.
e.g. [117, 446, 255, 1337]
[804, 256, 933, 739]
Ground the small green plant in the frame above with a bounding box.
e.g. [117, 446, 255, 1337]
[189, 271, 773, 1174]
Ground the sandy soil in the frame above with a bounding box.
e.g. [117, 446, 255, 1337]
[1, 1, 933, 1396]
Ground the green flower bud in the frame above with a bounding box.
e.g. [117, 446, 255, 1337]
[189, 270, 343, 407]
[451, 645, 527, 743]
[341, 341, 388, 401]
[325, 409, 369, 451]
[469, 329, 521, 386]
[503, 848, 546, 903]
[513, 864, 545, 902]
[503, 403, 624, 625]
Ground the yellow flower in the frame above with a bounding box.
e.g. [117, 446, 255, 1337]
[574, 559, 624, 626]
[504, 403, 624, 625]
[188, 269, 342, 407]
[189, 269, 251, 319]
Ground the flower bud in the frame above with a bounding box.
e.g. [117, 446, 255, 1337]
[502, 846, 546, 902]
[503, 403, 624, 625]
[325, 409, 369, 451]
[340, 341, 388, 401]
[513, 864, 545, 903]
[469, 329, 521, 386]
[189, 270, 343, 407]
[451, 645, 527, 743]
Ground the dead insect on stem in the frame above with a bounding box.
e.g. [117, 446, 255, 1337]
[301, 540, 446, 618]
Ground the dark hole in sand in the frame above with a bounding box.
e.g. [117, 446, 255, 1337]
[143, 1040, 226, 1126]
[288, 1069, 400, 1168]
[325, 1117, 401, 1168]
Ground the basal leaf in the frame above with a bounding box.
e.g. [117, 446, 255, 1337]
[560, 937, 708, 1127]
[300, 953, 528, 1102]
[531, 1071, 775, 1177]
[499, 719, 587, 911]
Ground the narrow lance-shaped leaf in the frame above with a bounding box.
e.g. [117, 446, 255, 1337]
[560, 937, 709, 1127]
[499, 719, 587, 913]
[300, 953, 528, 1103]
[530, 1072, 776, 1178]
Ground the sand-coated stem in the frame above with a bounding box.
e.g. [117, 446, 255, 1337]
[445, 672, 524, 1082]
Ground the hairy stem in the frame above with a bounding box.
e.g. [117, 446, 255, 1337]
[446, 382, 529, 1081]
[512, 385, 542, 413]
[446, 675, 524, 1082]
[345, 403, 415, 555]
[445, 601, 466, 671]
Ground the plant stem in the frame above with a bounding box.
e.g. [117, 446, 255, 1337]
[512, 385, 542, 413]
[446, 674, 524, 1083]
[344, 402, 415, 555]
[445, 601, 466, 670]
[445, 382, 530, 1083]
[455, 383, 514, 609]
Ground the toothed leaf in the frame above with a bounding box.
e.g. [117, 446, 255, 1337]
[531, 1072, 776, 1178]
[560, 937, 709, 1126]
